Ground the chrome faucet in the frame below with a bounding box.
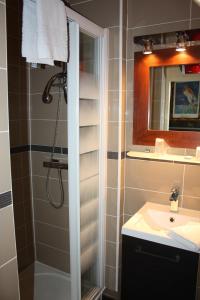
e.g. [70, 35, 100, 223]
[169, 186, 180, 212]
[170, 187, 179, 201]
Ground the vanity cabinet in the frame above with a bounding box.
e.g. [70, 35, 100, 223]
[121, 235, 199, 300]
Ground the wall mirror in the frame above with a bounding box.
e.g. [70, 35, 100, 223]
[150, 64, 200, 132]
[133, 43, 200, 148]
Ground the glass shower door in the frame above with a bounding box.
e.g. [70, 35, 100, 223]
[79, 31, 100, 299]
[67, 11, 107, 300]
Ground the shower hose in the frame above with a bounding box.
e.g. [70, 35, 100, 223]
[46, 79, 65, 209]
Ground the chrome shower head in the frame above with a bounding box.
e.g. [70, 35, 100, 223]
[42, 72, 67, 104]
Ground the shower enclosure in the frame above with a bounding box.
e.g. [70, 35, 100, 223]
[68, 11, 107, 299]
[7, 3, 107, 300]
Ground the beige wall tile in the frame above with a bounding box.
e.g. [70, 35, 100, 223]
[108, 59, 120, 91]
[127, 29, 134, 60]
[0, 258, 20, 300]
[33, 175, 68, 205]
[130, 20, 190, 36]
[109, 27, 120, 59]
[106, 241, 117, 267]
[108, 91, 119, 122]
[0, 4, 6, 68]
[0, 206, 17, 266]
[125, 121, 133, 150]
[124, 187, 172, 215]
[105, 265, 116, 291]
[107, 188, 118, 216]
[122, 27, 127, 60]
[0, 133, 11, 193]
[106, 215, 117, 243]
[126, 90, 133, 123]
[126, 60, 134, 91]
[107, 159, 118, 188]
[30, 66, 62, 94]
[0, 70, 9, 131]
[108, 122, 119, 152]
[36, 243, 70, 273]
[35, 222, 69, 252]
[34, 198, 69, 229]
[184, 165, 200, 198]
[31, 93, 67, 121]
[31, 120, 67, 147]
[128, 0, 190, 28]
[182, 196, 200, 211]
[126, 159, 184, 193]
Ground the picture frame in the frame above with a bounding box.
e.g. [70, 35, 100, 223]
[172, 81, 200, 119]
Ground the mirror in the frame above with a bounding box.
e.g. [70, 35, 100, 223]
[149, 65, 200, 132]
[133, 45, 200, 148]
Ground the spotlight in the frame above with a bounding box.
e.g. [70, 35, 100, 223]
[176, 32, 188, 52]
[193, 0, 200, 6]
[143, 39, 153, 55]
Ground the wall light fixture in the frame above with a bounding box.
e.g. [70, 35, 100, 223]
[143, 39, 153, 55]
[176, 32, 188, 52]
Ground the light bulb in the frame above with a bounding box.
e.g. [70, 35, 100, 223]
[193, 0, 200, 6]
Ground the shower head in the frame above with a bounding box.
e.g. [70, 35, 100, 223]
[42, 72, 67, 104]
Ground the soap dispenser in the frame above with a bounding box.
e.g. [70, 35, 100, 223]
[169, 186, 180, 212]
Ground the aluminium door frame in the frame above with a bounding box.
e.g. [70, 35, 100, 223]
[67, 6, 108, 300]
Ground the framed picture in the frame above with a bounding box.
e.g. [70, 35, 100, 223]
[172, 81, 200, 118]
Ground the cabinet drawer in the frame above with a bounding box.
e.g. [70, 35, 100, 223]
[121, 236, 199, 300]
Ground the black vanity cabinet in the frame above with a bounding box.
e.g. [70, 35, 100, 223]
[121, 235, 199, 300]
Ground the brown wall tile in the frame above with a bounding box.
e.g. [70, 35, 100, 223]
[126, 159, 184, 193]
[36, 243, 70, 273]
[128, 0, 190, 28]
[184, 165, 200, 198]
[71, 0, 120, 28]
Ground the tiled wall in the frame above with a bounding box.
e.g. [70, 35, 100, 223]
[124, 0, 200, 270]
[30, 66, 70, 273]
[6, 0, 35, 272]
[126, 0, 200, 150]
[0, 0, 20, 298]
[117, 1, 200, 298]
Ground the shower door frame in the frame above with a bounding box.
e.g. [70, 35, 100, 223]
[67, 7, 108, 300]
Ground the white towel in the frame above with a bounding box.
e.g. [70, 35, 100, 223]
[169, 221, 200, 252]
[22, 0, 68, 65]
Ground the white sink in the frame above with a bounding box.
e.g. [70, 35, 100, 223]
[122, 202, 200, 252]
[146, 208, 200, 230]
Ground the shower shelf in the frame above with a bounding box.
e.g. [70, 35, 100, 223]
[43, 160, 68, 170]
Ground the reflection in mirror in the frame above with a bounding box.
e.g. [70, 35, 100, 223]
[149, 64, 200, 132]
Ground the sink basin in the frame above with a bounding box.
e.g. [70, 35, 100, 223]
[122, 202, 200, 252]
[146, 208, 200, 230]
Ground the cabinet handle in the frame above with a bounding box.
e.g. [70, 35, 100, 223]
[135, 245, 180, 263]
